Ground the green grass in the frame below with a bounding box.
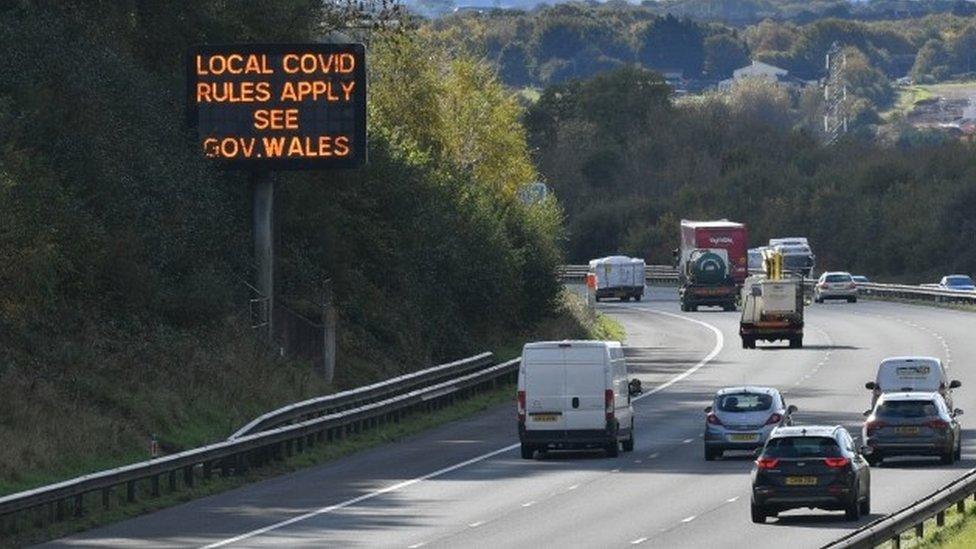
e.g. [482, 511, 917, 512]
[885, 85, 934, 119]
[864, 495, 976, 549]
[0, 383, 516, 548]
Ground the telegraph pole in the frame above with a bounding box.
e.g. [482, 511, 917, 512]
[252, 172, 274, 340]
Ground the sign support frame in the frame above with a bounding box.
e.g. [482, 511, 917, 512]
[252, 171, 274, 340]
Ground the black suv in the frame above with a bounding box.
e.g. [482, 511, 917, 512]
[751, 425, 872, 523]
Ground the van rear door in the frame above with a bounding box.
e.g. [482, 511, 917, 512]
[878, 359, 941, 392]
[523, 349, 567, 431]
[563, 347, 609, 431]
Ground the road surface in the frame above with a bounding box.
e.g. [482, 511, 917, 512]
[46, 287, 976, 548]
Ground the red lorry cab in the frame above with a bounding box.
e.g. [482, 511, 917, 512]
[680, 220, 749, 285]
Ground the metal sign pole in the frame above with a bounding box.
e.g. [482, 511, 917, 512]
[253, 172, 274, 340]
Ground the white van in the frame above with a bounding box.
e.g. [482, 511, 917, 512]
[517, 340, 642, 459]
[865, 356, 961, 409]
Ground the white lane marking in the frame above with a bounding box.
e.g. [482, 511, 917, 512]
[408, 544, 426, 548]
[634, 459, 643, 463]
[521, 501, 535, 507]
[203, 302, 724, 548]
[200, 444, 518, 548]
[469, 521, 485, 528]
[626, 309, 725, 402]
[631, 537, 648, 545]
[648, 453, 659, 459]
[727, 496, 739, 503]
[611, 468, 620, 473]
[681, 515, 696, 523]
[567, 484, 579, 491]
[682, 438, 693, 444]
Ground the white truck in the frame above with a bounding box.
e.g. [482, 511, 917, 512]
[768, 237, 815, 278]
[517, 340, 642, 459]
[740, 252, 805, 349]
[588, 256, 646, 302]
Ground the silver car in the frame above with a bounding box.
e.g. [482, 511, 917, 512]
[815, 271, 857, 303]
[862, 392, 963, 466]
[704, 386, 797, 460]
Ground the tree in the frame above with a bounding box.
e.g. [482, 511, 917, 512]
[637, 15, 705, 77]
[912, 38, 951, 82]
[704, 33, 751, 79]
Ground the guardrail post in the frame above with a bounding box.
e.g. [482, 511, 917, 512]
[169, 470, 177, 492]
[73, 494, 83, 517]
[102, 487, 111, 510]
[937, 509, 945, 527]
[185, 465, 195, 487]
[203, 461, 213, 479]
[958, 500, 966, 513]
[126, 481, 136, 503]
[892, 533, 900, 549]
[915, 522, 924, 539]
[151, 475, 160, 497]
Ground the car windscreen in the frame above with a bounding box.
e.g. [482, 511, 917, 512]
[717, 393, 773, 412]
[876, 400, 938, 419]
[946, 276, 974, 286]
[763, 436, 841, 458]
[824, 274, 851, 283]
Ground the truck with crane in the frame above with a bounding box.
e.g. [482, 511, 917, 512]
[740, 248, 805, 349]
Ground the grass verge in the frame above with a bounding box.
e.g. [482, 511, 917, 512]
[1, 383, 516, 548]
[865, 492, 976, 549]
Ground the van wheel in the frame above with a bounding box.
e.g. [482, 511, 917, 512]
[634, 294, 642, 302]
[623, 428, 635, 452]
[520, 444, 534, 460]
[751, 503, 767, 524]
[606, 441, 619, 458]
[789, 337, 803, 349]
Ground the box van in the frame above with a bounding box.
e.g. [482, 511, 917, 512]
[517, 341, 642, 459]
[865, 356, 961, 409]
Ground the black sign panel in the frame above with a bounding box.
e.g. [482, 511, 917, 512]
[187, 43, 366, 170]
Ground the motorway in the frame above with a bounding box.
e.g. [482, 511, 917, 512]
[47, 287, 975, 548]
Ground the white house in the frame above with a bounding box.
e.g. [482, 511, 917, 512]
[719, 60, 810, 92]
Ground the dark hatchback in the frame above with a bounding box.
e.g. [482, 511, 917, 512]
[751, 425, 872, 523]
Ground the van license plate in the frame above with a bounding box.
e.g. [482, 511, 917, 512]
[730, 434, 759, 442]
[896, 426, 920, 435]
[531, 414, 559, 422]
[785, 476, 817, 486]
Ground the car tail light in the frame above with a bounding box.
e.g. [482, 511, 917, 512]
[605, 389, 615, 422]
[865, 420, 886, 435]
[927, 419, 949, 430]
[755, 457, 779, 470]
[824, 457, 850, 469]
[517, 390, 526, 424]
[706, 413, 723, 426]
[764, 413, 783, 425]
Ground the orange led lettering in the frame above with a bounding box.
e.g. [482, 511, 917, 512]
[253, 108, 299, 130]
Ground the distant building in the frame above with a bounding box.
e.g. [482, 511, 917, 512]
[719, 60, 811, 92]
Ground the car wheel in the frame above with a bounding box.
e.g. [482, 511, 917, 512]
[859, 492, 870, 516]
[866, 454, 882, 467]
[595, 296, 601, 303]
[634, 294, 642, 302]
[704, 447, 720, 461]
[815, 296, 823, 303]
[955, 438, 962, 461]
[789, 337, 801, 349]
[751, 503, 767, 524]
[941, 447, 955, 465]
[606, 441, 619, 458]
[845, 491, 862, 521]
[520, 444, 534, 460]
